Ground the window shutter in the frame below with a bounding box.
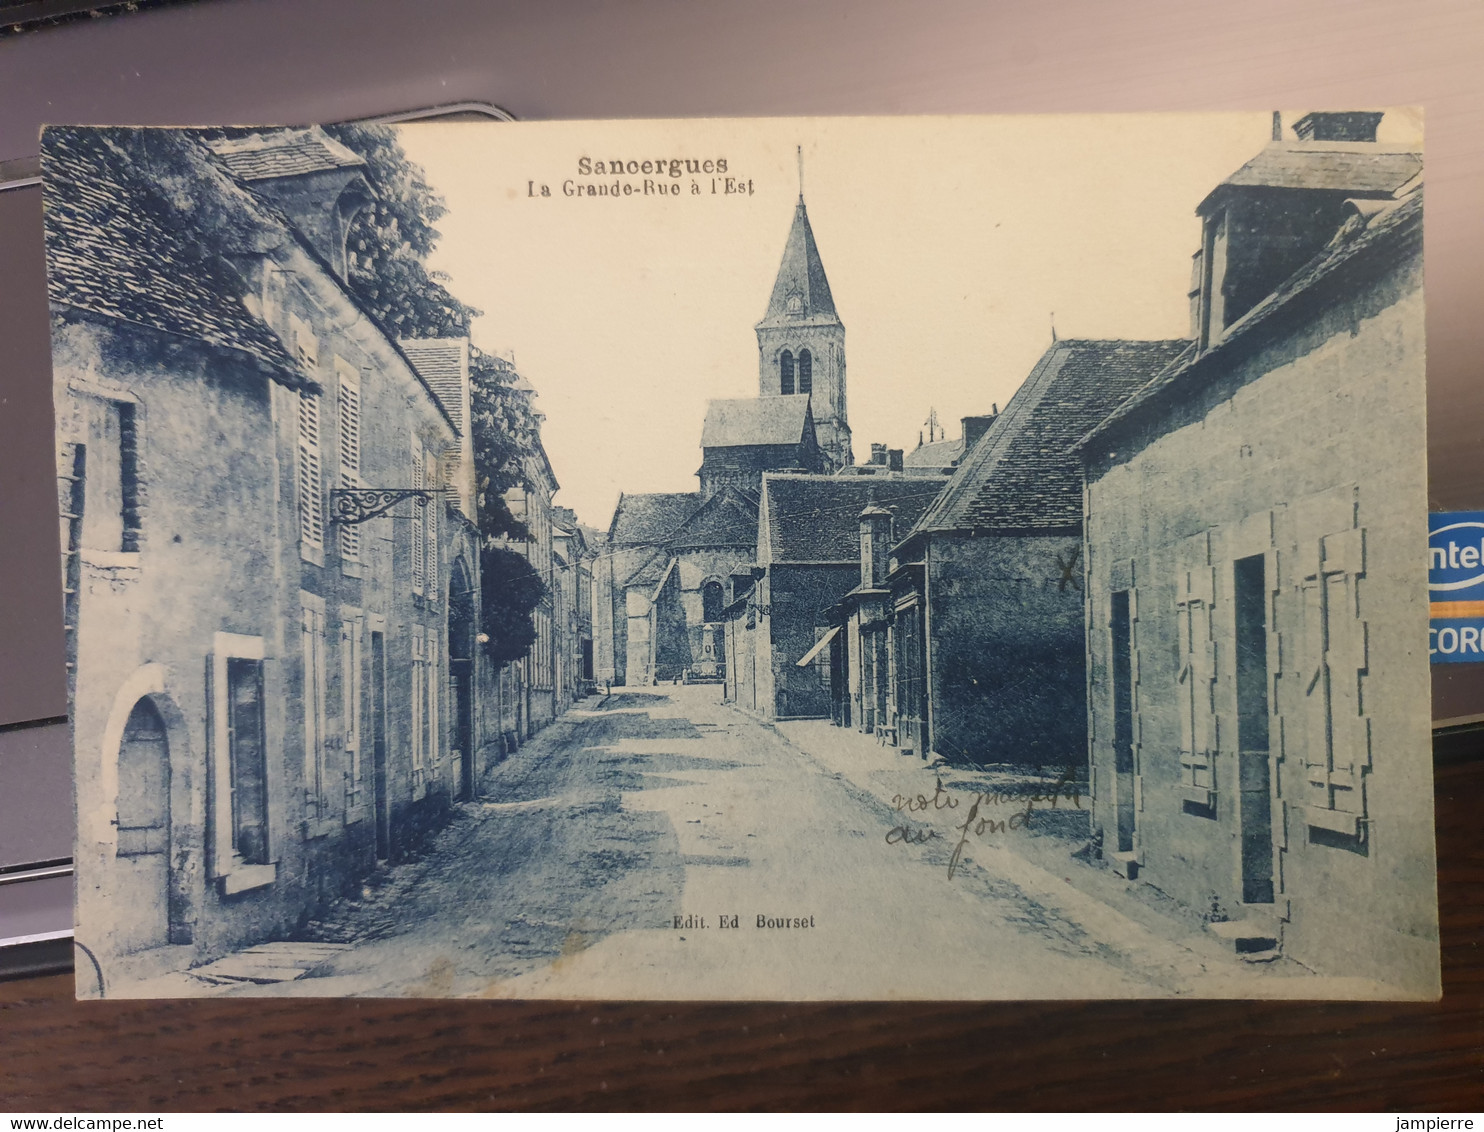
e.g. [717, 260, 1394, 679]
[297, 391, 324, 558]
[337, 363, 361, 564]
[301, 603, 327, 823]
[1176, 555, 1218, 796]
[341, 614, 362, 812]
[427, 635, 439, 770]
[1302, 528, 1369, 825]
[423, 447, 438, 596]
[410, 445, 425, 594]
[411, 628, 426, 788]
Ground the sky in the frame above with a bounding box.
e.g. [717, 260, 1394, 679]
[397, 111, 1422, 528]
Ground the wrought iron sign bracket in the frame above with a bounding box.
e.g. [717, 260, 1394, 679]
[329, 487, 452, 526]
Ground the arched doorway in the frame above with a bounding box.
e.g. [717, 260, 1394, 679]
[448, 558, 477, 801]
[115, 696, 171, 952]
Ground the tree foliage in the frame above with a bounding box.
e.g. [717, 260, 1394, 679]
[326, 123, 546, 666]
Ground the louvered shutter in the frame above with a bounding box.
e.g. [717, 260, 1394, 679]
[337, 363, 361, 564]
[297, 391, 324, 558]
[1301, 528, 1369, 828]
[410, 445, 425, 594]
[423, 447, 438, 596]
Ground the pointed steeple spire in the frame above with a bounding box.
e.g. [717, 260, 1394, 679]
[757, 188, 839, 328]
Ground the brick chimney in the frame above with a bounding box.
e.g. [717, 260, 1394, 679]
[1292, 111, 1384, 143]
[869, 443, 888, 466]
[961, 412, 998, 453]
[887, 449, 904, 473]
[859, 504, 892, 589]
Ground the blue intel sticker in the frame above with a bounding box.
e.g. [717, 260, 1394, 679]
[1428, 511, 1484, 663]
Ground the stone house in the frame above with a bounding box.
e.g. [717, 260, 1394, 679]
[888, 338, 1187, 766]
[723, 474, 939, 720]
[46, 126, 476, 991]
[501, 431, 561, 737]
[1078, 113, 1435, 988]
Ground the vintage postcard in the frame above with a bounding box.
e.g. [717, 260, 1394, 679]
[43, 113, 1438, 1000]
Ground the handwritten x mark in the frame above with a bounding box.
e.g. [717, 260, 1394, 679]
[1055, 548, 1082, 592]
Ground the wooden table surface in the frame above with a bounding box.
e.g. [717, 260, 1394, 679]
[1, 754, 1478, 1113]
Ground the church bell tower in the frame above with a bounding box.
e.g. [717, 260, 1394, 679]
[755, 160, 852, 471]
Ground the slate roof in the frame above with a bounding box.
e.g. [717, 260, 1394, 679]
[41, 127, 306, 387]
[904, 436, 963, 468]
[400, 338, 469, 430]
[757, 199, 841, 328]
[1088, 186, 1422, 448]
[701, 395, 814, 448]
[763, 475, 943, 564]
[1199, 141, 1421, 212]
[912, 338, 1190, 535]
[202, 128, 365, 182]
[609, 491, 702, 546]
[667, 488, 760, 550]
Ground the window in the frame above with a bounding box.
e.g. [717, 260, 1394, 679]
[340, 609, 364, 814]
[336, 360, 361, 568]
[780, 350, 795, 395]
[702, 580, 724, 623]
[798, 348, 812, 395]
[80, 396, 141, 555]
[210, 633, 273, 891]
[301, 594, 328, 828]
[228, 657, 269, 864]
[410, 444, 425, 594]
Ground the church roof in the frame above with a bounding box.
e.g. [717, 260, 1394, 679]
[622, 550, 670, 589]
[911, 338, 1190, 536]
[756, 199, 841, 329]
[608, 491, 702, 546]
[761, 475, 943, 565]
[667, 487, 760, 551]
[701, 395, 815, 449]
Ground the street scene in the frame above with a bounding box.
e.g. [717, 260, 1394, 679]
[133, 685, 1391, 1000]
[47, 113, 1439, 1000]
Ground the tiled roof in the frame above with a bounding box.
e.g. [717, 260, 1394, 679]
[701, 395, 814, 448]
[1200, 142, 1421, 210]
[1088, 187, 1422, 447]
[202, 128, 364, 182]
[400, 338, 469, 430]
[41, 127, 306, 388]
[904, 436, 963, 468]
[667, 487, 759, 550]
[914, 338, 1190, 534]
[763, 475, 943, 564]
[609, 491, 702, 546]
[757, 199, 840, 328]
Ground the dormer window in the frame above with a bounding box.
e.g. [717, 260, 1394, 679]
[780, 350, 795, 394]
